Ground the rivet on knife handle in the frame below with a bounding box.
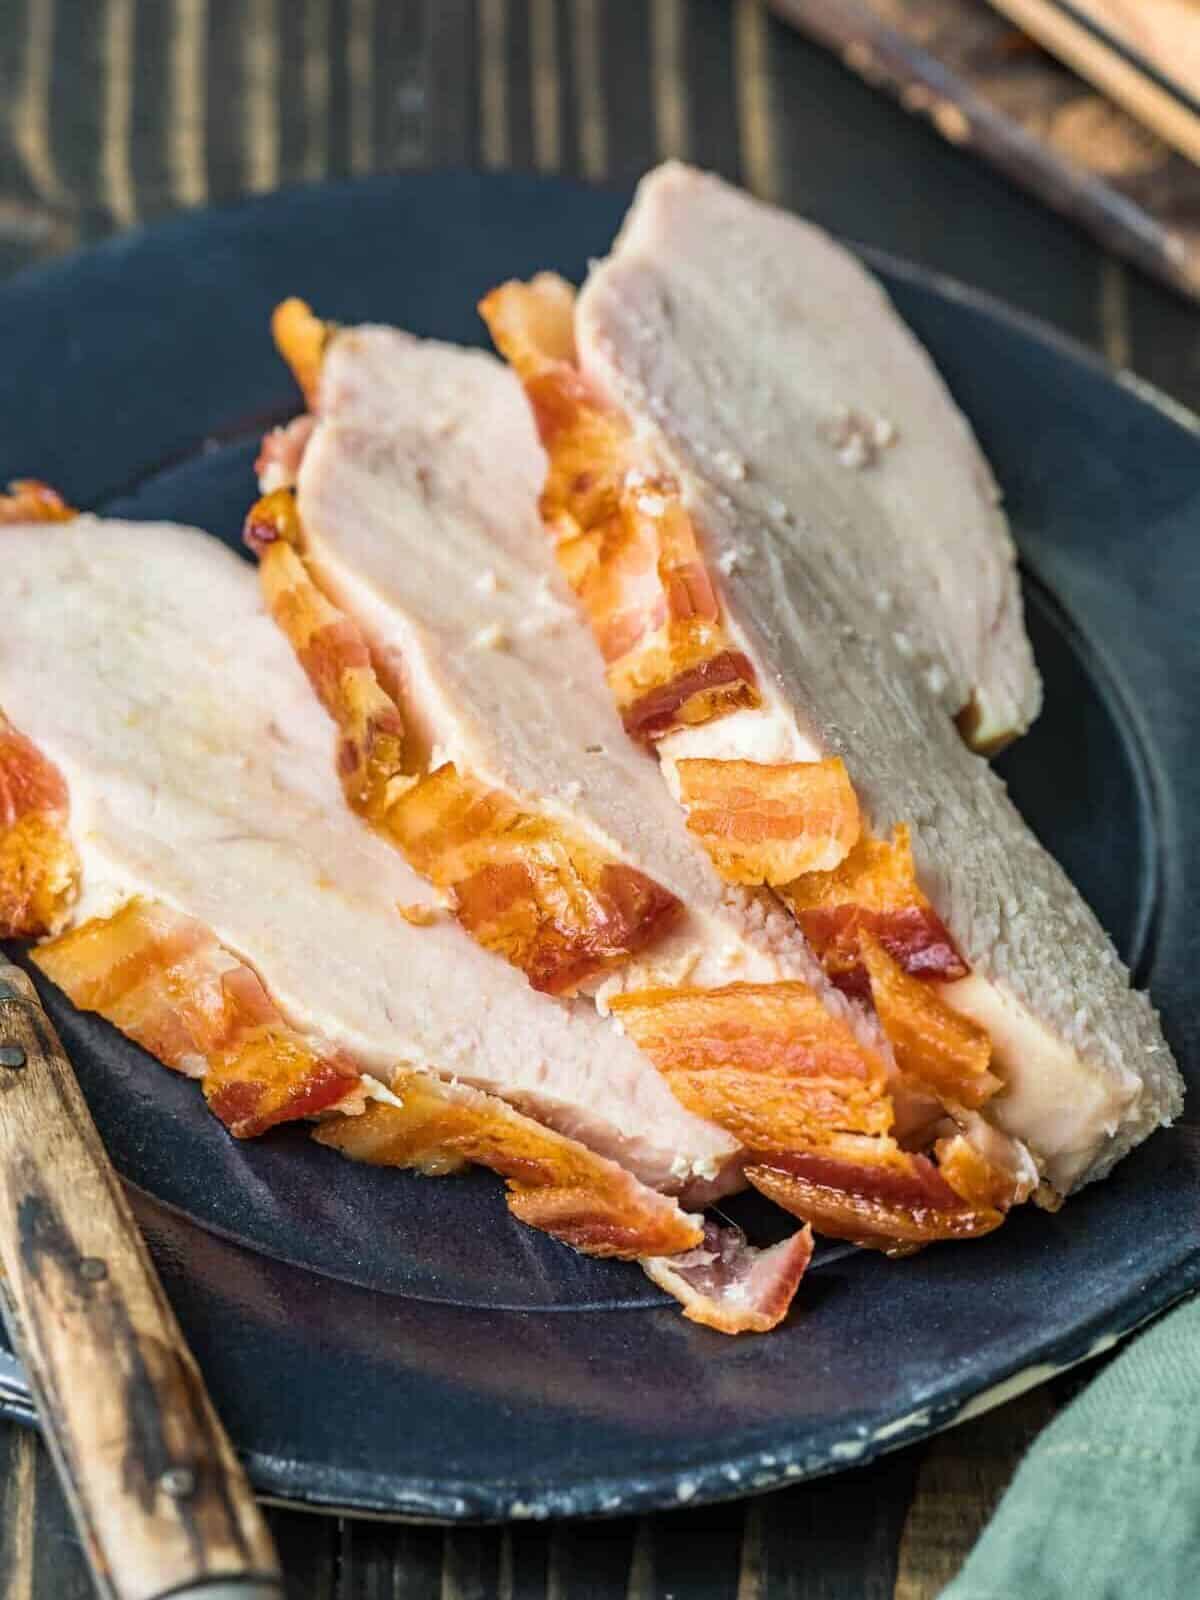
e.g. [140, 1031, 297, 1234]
[0, 962, 283, 1600]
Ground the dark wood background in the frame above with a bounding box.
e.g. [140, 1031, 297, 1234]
[0, 3, 1195, 1596]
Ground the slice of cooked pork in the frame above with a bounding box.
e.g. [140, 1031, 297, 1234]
[482, 163, 1182, 1196]
[254, 308, 845, 1003]
[249, 310, 1046, 1255]
[0, 512, 774, 1278]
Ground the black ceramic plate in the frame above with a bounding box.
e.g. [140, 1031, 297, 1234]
[0, 172, 1197, 1522]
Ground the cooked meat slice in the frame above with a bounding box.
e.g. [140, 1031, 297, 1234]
[582, 163, 1041, 753]
[487, 164, 1182, 1193]
[0, 516, 739, 1201]
[264, 306, 1046, 1251]
[257, 312, 856, 1005]
[641, 1218, 814, 1334]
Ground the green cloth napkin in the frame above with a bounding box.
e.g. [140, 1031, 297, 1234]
[943, 1292, 1200, 1600]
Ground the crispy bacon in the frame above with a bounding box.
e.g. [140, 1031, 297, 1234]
[860, 931, 999, 1109]
[388, 762, 681, 994]
[934, 1131, 1024, 1213]
[782, 824, 967, 996]
[314, 1076, 703, 1259]
[245, 491, 682, 994]
[620, 650, 758, 743]
[34, 897, 711, 1271]
[610, 981, 894, 1153]
[255, 414, 316, 493]
[676, 756, 860, 885]
[745, 1150, 1004, 1254]
[642, 1217, 813, 1334]
[480, 278, 760, 742]
[272, 297, 334, 408]
[249, 495, 406, 811]
[0, 480, 75, 524]
[0, 718, 79, 938]
[34, 898, 364, 1136]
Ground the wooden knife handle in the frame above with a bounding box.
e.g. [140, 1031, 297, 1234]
[0, 963, 282, 1600]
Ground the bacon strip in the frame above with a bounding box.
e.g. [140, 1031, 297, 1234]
[34, 898, 365, 1136]
[248, 491, 407, 812]
[610, 979, 1013, 1251]
[0, 717, 79, 938]
[860, 931, 1000, 1110]
[35, 896, 708, 1265]
[480, 278, 760, 742]
[610, 981, 894, 1153]
[245, 488, 682, 995]
[315, 1080, 703, 1259]
[781, 824, 967, 996]
[676, 756, 860, 885]
[387, 762, 680, 995]
[0, 480, 75, 524]
[255, 414, 316, 493]
[272, 297, 334, 408]
[745, 1151, 1004, 1255]
[642, 1217, 813, 1334]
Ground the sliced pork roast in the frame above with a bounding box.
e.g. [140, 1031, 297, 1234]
[0, 502, 820, 1334]
[481, 162, 1182, 1201]
[250, 307, 1059, 1258]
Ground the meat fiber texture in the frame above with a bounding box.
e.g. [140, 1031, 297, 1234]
[0, 517, 738, 1197]
[296, 326, 858, 1004]
[576, 164, 1181, 1188]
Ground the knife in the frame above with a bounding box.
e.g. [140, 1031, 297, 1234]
[0, 958, 283, 1600]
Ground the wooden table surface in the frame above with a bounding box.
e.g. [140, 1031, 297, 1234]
[0, 3, 1195, 1596]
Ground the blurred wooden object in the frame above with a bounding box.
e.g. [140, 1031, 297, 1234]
[768, 0, 1200, 302]
[984, 0, 1200, 163]
[0, 963, 281, 1600]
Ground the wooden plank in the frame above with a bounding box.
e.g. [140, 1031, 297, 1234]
[372, 0, 430, 167]
[325, 0, 353, 179]
[767, 0, 1200, 303]
[654, 1500, 746, 1598]
[266, 1505, 338, 1600]
[651, 0, 690, 161]
[167, 0, 209, 209]
[204, 0, 246, 202]
[0, 1427, 39, 1600]
[734, 0, 779, 198]
[544, 1518, 637, 1600]
[529, 0, 563, 171]
[596, 1, 656, 183]
[27, 1431, 99, 1600]
[892, 1386, 1058, 1598]
[571, 0, 609, 180]
[751, 1449, 924, 1600]
[984, 0, 1200, 163]
[1066, 0, 1200, 99]
[759, 0, 1106, 344]
[429, 0, 479, 167]
[505, 0, 538, 172]
[479, 0, 513, 169]
[680, 0, 740, 180]
[337, 1516, 447, 1599]
[127, 0, 177, 220]
[0, 964, 279, 1599]
[11, 0, 72, 212]
[241, 0, 282, 195]
[348, 0, 375, 175]
[47, 0, 103, 215]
